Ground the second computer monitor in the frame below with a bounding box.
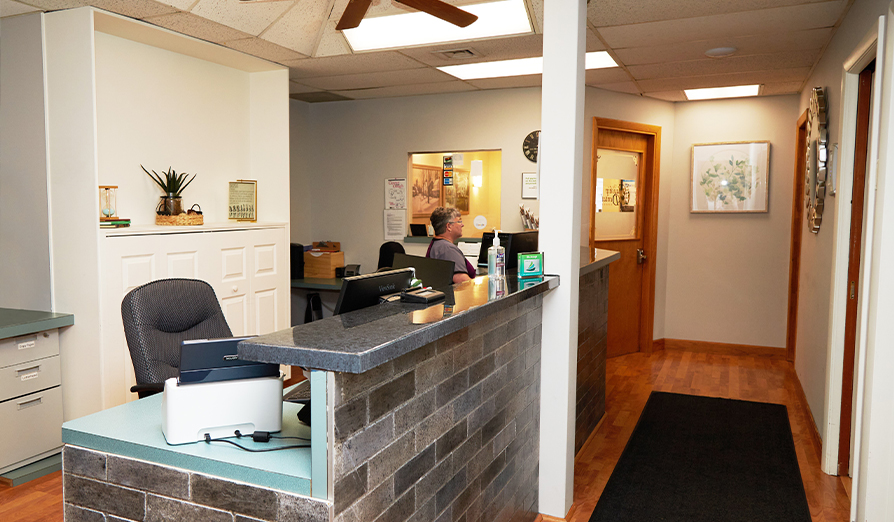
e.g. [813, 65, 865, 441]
[391, 253, 455, 289]
[334, 268, 415, 315]
[477, 230, 539, 270]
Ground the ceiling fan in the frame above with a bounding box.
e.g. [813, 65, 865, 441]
[335, 0, 478, 31]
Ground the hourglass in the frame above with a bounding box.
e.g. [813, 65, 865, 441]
[99, 185, 118, 220]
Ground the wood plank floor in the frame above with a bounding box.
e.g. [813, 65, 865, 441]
[539, 349, 851, 522]
[0, 349, 851, 522]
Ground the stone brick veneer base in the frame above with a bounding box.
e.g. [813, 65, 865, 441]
[331, 295, 543, 522]
[62, 445, 330, 522]
[575, 265, 608, 455]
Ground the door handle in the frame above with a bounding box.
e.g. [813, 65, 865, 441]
[637, 249, 647, 265]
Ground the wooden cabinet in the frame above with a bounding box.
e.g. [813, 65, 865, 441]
[100, 224, 289, 406]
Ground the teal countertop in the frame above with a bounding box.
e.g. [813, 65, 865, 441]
[62, 394, 313, 496]
[0, 307, 74, 340]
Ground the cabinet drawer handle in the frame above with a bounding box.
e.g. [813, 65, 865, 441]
[16, 365, 40, 381]
[17, 396, 43, 410]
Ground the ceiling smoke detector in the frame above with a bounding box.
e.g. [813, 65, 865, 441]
[704, 47, 738, 58]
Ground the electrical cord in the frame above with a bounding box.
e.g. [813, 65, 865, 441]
[202, 431, 310, 452]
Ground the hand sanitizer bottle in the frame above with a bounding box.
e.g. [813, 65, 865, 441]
[488, 230, 506, 299]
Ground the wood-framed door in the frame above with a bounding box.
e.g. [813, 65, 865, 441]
[838, 61, 875, 476]
[589, 118, 660, 357]
[786, 111, 808, 362]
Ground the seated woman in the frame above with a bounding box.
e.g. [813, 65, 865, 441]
[426, 207, 476, 284]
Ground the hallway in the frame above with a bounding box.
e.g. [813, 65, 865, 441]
[539, 349, 851, 522]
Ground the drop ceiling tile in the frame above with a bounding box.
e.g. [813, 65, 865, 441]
[627, 50, 819, 80]
[1, 0, 41, 16]
[465, 73, 541, 90]
[284, 51, 426, 78]
[191, 0, 294, 36]
[589, 0, 835, 27]
[331, 80, 477, 100]
[644, 91, 687, 102]
[586, 27, 606, 52]
[528, 0, 543, 33]
[300, 67, 453, 90]
[143, 11, 252, 43]
[599, 1, 847, 49]
[155, 0, 196, 10]
[398, 34, 543, 66]
[90, 0, 179, 19]
[613, 28, 831, 65]
[637, 67, 810, 91]
[291, 91, 353, 102]
[14, 0, 87, 9]
[224, 36, 307, 62]
[585, 68, 630, 84]
[260, 0, 327, 56]
[289, 80, 321, 94]
[590, 81, 642, 95]
[760, 81, 803, 95]
[316, 31, 352, 57]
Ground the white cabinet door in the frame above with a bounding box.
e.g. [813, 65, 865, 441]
[101, 226, 288, 406]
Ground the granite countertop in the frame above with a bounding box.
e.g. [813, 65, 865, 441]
[580, 248, 621, 276]
[0, 307, 75, 340]
[240, 275, 559, 374]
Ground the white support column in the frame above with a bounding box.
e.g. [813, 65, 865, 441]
[538, 0, 586, 517]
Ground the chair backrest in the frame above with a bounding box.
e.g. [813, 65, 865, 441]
[377, 241, 406, 270]
[121, 278, 232, 388]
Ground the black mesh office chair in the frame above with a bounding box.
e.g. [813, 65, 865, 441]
[377, 241, 406, 271]
[121, 278, 232, 398]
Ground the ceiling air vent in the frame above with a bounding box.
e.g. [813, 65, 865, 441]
[433, 48, 482, 61]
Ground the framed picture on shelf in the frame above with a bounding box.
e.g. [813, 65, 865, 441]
[411, 165, 442, 217]
[229, 180, 257, 221]
[690, 141, 770, 213]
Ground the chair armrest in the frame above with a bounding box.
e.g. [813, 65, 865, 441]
[130, 383, 165, 395]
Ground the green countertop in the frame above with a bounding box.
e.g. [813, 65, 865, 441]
[0, 307, 74, 340]
[62, 393, 312, 495]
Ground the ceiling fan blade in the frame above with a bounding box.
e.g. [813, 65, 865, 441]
[336, 0, 374, 31]
[397, 0, 478, 28]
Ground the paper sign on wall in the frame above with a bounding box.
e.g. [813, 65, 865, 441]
[384, 209, 407, 241]
[385, 178, 407, 209]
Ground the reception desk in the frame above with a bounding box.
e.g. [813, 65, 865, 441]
[62, 274, 558, 522]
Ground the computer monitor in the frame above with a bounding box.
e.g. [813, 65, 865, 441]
[179, 336, 280, 385]
[334, 268, 415, 315]
[477, 231, 539, 270]
[391, 253, 455, 290]
[409, 224, 428, 237]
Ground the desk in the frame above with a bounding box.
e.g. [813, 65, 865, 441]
[290, 278, 343, 325]
[291, 277, 342, 291]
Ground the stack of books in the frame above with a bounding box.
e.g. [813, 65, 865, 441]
[100, 217, 131, 228]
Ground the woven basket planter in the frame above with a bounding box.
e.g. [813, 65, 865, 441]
[155, 213, 203, 226]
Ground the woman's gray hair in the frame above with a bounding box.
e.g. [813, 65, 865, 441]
[430, 207, 460, 235]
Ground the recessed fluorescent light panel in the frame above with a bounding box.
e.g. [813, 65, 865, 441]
[343, 0, 532, 52]
[438, 52, 617, 80]
[684, 85, 760, 100]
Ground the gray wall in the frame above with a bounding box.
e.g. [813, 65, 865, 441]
[0, 13, 53, 311]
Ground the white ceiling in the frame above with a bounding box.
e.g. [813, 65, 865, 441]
[0, 0, 856, 102]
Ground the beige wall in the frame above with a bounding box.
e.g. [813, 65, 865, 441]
[664, 95, 799, 347]
[794, 0, 890, 441]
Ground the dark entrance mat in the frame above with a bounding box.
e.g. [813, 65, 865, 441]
[588, 392, 811, 522]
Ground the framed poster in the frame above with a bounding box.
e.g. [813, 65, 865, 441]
[411, 165, 442, 217]
[522, 172, 538, 199]
[228, 180, 257, 221]
[691, 141, 770, 213]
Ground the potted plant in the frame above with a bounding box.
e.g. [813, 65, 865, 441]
[142, 165, 196, 216]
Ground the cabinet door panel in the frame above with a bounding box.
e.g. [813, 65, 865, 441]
[167, 250, 199, 279]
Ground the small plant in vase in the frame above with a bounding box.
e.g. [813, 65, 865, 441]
[142, 165, 196, 216]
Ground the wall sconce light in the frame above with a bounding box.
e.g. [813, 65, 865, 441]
[471, 160, 483, 188]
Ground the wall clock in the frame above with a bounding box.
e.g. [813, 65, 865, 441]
[523, 130, 540, 163]
[806, 87, 828, 233]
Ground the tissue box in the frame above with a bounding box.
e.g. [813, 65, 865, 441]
[304, 251, 345, 278]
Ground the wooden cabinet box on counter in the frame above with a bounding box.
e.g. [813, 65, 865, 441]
[303, 251, 345, 278]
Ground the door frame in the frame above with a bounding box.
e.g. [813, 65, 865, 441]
[588, 117, 661, 353]
[786, 111, 808, 363]
[821, 18, 884, 489]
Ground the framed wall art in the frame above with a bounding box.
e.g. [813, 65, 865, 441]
[228, 179, 257, 221]
[690, 141, 770, 213]
[411, 164, 442, 217]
